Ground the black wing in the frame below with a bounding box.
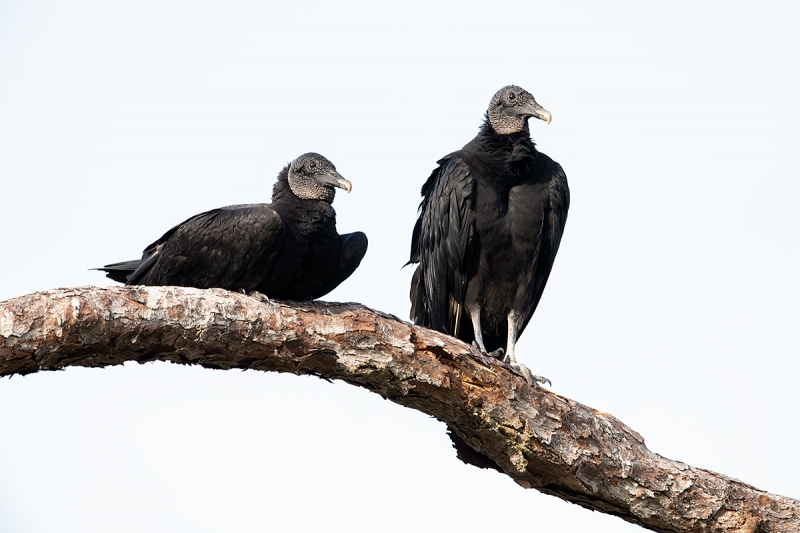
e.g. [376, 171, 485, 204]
[409, 156, 475, 335]
[517, 159, 570, 335]
[311, 231, 368, 299]
[128, 205, 285, 290]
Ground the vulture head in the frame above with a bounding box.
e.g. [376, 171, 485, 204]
[288, 152, 352, 202]
[487, 85, 552, 135]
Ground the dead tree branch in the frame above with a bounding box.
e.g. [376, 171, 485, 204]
[1, 286, 797, 532]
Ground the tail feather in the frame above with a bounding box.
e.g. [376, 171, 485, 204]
[93, 260, 141, 284]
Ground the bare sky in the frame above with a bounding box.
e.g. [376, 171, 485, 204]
[1, 1, 798, 531]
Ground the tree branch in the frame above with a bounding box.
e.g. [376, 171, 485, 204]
[1, 286, 797, 532]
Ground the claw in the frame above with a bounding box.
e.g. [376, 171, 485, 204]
[509, 362, 551, 388]
[471, 341, 505, 360]
[488, 347, 504, 359]
[246, 290, 275, 308]
[471, 340, 551, 387]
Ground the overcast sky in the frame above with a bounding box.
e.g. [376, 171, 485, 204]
[1, 1, 798, 531]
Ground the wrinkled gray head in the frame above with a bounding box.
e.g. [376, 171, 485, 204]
[487, 85, 552, 135]
[288, 152, 352, 203]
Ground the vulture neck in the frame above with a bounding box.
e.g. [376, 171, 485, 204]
[271, 166, 335, 205]
[465, 118, 538, 174]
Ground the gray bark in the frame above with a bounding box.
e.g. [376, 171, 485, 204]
[1, 286, 797, 533]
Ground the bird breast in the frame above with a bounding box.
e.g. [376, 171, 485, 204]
[476, 180, 549, 275]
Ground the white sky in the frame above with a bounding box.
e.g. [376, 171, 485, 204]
[1, 1, 798, 531]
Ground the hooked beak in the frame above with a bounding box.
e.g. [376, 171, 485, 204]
[320, 171, 353, 193]
[521, 100, 552, 125]
[337, 178, 353, 193]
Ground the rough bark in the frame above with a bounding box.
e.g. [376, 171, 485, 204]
[1, 286, 797, 533]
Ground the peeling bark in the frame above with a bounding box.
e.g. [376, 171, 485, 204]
[1, 286, 797, 533]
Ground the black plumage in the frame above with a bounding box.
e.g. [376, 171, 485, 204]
[409, 86, 569, 384]
[99, 153, 367, 300]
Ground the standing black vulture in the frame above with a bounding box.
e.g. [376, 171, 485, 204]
[409, 85, 569, 385]
[99, 153, 367, 300]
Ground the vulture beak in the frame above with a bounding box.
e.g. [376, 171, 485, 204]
[522, 100, 552, 125]
[320, 171, 353, 193]
[337, 178, 353, 193]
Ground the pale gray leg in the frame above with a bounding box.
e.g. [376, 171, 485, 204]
[503, 311, 551, 388]
[469, 307, 504, 359]
[469, 307, 488, 353]
[504, 310, 519, 365]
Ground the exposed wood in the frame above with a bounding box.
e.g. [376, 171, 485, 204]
[1, 286, 797, 533]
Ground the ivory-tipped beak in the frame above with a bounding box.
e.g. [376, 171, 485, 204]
[520, 99, 552, 125]
[318, 171, 352, 193]
[337, 178, 353, 193]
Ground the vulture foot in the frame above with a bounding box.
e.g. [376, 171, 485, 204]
[507, 361, 551, 388]
[246, 290, 274, 307]
[471, 341, 505, 360]
[489, 348, 505, 359]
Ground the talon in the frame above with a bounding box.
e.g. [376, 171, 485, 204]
[488, 348, 505, 359]
[509, 362, 551, 388]
[246, 290, 274, 307]
[471, 341, 504, 359]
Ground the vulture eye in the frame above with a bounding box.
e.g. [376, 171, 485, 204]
[308, 161, 317, 170]
[508, 92, 516, 101]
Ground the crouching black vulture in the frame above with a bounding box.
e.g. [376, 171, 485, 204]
[408, 85, 569, 386]
[99, 153, 367, 300]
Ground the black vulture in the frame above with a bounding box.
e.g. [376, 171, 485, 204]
[99, 153, 367, 300]
[408, 85, 569, 385]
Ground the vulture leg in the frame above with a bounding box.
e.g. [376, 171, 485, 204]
[504, 311, 551, 388]
[469, 308, 505, 359]
[504, 310, 520, 365]
[468, 307, 489, 352]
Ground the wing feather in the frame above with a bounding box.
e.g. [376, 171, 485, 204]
[517, 161, 570, 333]
[410, 157, 475, 335]
[131, 205, 285, 290]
